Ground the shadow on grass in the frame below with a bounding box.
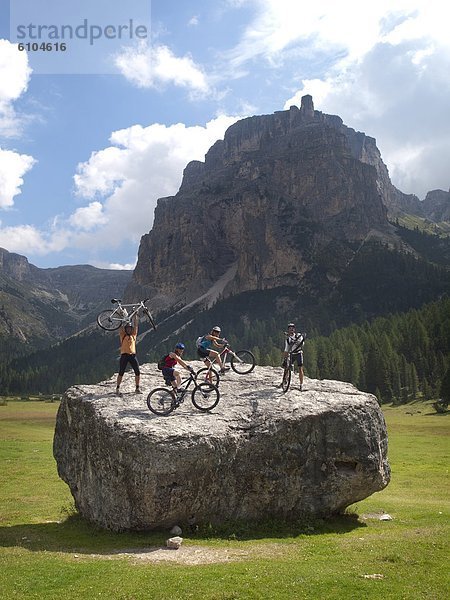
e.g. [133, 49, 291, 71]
[0, 512, 366, 554]
[189, 513, 366, 542]
[0, 515, 166, 555]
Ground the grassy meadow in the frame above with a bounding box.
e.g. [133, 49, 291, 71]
[0, 398, 448, 599]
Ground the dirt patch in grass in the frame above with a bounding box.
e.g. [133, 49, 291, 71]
[80, 542, 287, 565]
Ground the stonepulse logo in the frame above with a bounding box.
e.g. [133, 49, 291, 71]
[15, 18, 149, 46]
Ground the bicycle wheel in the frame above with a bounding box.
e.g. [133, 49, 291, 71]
[143, 307, 157, 330]
[281, 367, 291, 393]
[196, 366, 220, 386]
[230, 350, 256, 374]
[97, 309, 122, 331]
[146, 388, 176, 416]
[191, 383, 220, 411]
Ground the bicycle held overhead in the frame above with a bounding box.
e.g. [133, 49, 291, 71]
[97, 298, 157, 331]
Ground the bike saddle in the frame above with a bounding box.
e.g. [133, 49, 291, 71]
[111, 298, 122, 303]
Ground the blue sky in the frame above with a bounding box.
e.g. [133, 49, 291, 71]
[0, 0, 449, 269]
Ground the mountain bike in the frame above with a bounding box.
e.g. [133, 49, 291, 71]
[97, 298, 156, 331]
[196, 341, 256, 384]
[147, 371, 220, 416]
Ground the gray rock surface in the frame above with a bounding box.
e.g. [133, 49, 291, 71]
[53, 363, 390, 531]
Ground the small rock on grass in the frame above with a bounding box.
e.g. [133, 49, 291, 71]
[166, 536, 183, 549]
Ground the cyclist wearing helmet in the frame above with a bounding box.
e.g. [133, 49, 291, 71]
[116, 315, 141, 395]
[161, 343, 195, 393]
[196, 326, 229, 374]
[282, 322, 306, 391]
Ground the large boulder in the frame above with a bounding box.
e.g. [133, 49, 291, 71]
[53, 363, 390, 531]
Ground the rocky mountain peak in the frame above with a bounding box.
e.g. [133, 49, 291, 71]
[0, 247, 36, 282]
[129, 97, 394, 310]
[422, 189, 450, 222]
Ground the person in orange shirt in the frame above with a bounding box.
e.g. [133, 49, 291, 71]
[116, 315, 141, 395]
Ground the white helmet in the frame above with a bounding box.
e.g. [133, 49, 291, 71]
[211, 326, 221, 333]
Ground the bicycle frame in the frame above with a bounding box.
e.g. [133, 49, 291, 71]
[97, 298, 157, 332]
[171, 373, 196, 402]
[110, 299, 148, 326]
[199, 345, 239, 376]
[206, 344, 240, 366]
[281, 349, 303, 392]
[147, 370, 220, 416]
[220, 346, 236, 365]
[197, 344, 255, 381]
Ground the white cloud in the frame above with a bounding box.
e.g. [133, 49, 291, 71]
[0, 38, 32, 137]
[73, 146, 127, 199]
[225, 1, 450, 70]
[68, 114, 242, 253]
[225, 0, 389, 70]
[0, 147, 36, 209]
[0, 115, 242, 259]
[0, 224, 69, 255]
[270, 1, 450, 197]
[0, 41, 36, 212]
[114, 43, 210, 95]
[69, 201, 108, 230]
[107, 261, 136, 270]
[188, 15, 199, 26]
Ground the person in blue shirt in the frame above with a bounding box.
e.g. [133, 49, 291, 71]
[196, 326, 229, 374]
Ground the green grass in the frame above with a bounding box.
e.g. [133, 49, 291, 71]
[0, 399, 448, 599]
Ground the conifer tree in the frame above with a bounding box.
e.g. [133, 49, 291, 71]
[440, 366, 450, 405]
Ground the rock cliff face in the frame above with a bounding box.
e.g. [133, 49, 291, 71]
[53, 363, 390, 531]
[128, 96, 399, 310]
[422, 189, 450, 222]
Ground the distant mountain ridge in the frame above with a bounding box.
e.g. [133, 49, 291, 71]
[0, 247, 131, 353]
[385, 188, 450, 234]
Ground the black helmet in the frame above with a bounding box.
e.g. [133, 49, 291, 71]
[287, 323, 295, 328]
